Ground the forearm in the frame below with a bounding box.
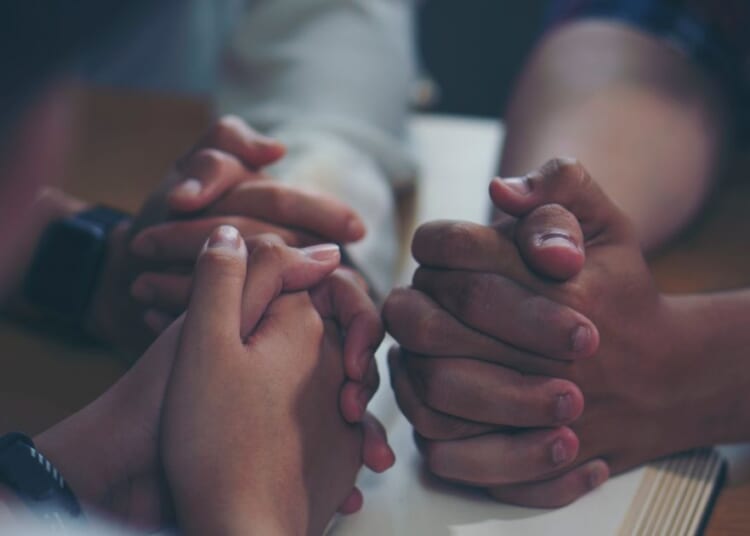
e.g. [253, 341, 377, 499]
[32, 392, 122, 511]
[3, 188, 86, 309]
[181, 509, 291, 536]
[500, 21, 728, 252]
[666, 289, 750, 447]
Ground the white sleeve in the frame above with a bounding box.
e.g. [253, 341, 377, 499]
[219, 0, 416, 186]
[218, 0, 417, 292]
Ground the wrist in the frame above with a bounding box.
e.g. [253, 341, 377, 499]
[171, 469, 305, 536]
[189, 514, 291, 536]
[4, 188, 86, 310]
[661, 292, 750, 446]
[179, 499, 300, 536]
[32, 385, 126, 509]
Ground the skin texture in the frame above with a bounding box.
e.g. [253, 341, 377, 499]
[380, 19, 732, 508]
[0, 85, 74, 300]
[499, 21, 727, 251]
[85, 115, 367, 354]
[1, 90, 392, 532]
[34, 233, 393, 533]
[161, 229, 386, 535]
[385, 158, 750, 508]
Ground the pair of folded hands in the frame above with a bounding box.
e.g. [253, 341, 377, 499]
[36, 116, 728, 534]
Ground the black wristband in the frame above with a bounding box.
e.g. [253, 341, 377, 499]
[0, 433, 83, 530]
[24, 205, 130, 325]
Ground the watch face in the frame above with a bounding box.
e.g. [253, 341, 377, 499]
[25, 218, 107, 320]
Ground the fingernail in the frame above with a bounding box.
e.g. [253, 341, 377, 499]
[131, 234, 157, 257]
[174, 178, 202, 197]
[552, 439, 570, 465]
[207, 225, 242, 250]
[502, 177, 531, 195]
[130, 280, 154, 304]
[571, 325, 592, 354]
[537, 232, 579, 251]
[347, 218, 366, 240]
[555, 393, 575, 422]
[303, 243, 341, 262]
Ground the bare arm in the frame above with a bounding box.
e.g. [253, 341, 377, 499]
[500, 20, 729, 251]
[2, 188, 86, 311]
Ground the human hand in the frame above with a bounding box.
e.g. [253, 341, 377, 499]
[161, 228, 391, 535]
[32, 233, 383, 532]
[86, 116, 365, 353]
[384, 158, 706, 507]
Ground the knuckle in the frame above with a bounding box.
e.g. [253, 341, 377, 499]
[543, 157, 587, 189]
[421, 310, 449, 350]
[415, 362, 451, 412]
[455, 275, 489, 323]
[251, 237, 285, 262]
[413, 221, 479, 263]
[521, 295, 573, 334]
[383, 290, 431, 349]
[437, 222, 480, 261]
[254, 232, 284, 246]
[413, 408, 473, 441]
[213, 115, 247, 142]
[198, 248, 245, 278]
[533, 203, 573, 223]
[192, 148, 230, 177]
[411, 407, 446, 440]
[555, 279, 589, 313]
[408, 310, 442, 353]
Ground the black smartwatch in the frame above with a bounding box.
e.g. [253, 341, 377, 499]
[0, 433, 83, 530]
[24, 206, 130, 325]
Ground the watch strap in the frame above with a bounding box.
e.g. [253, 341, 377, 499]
[0, 433, 83, 529]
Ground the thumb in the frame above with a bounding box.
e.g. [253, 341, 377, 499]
[514, 204, 585, 281]
[181, 225, 248, 347]
[168, 149, 250, 213]
[490, 158, 630, 241]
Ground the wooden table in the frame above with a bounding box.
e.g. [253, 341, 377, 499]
[2, 88, 750, 534]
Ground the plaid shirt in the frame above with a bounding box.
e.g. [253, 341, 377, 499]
[548, 0, 750, 127]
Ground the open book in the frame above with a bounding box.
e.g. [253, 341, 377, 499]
[328, 116, 726, 535]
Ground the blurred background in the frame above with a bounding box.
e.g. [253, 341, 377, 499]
[418, 0, 548, 118]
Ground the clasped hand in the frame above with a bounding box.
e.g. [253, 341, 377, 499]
[385, 158, 709, 507]
[87, 115, 367, 353]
